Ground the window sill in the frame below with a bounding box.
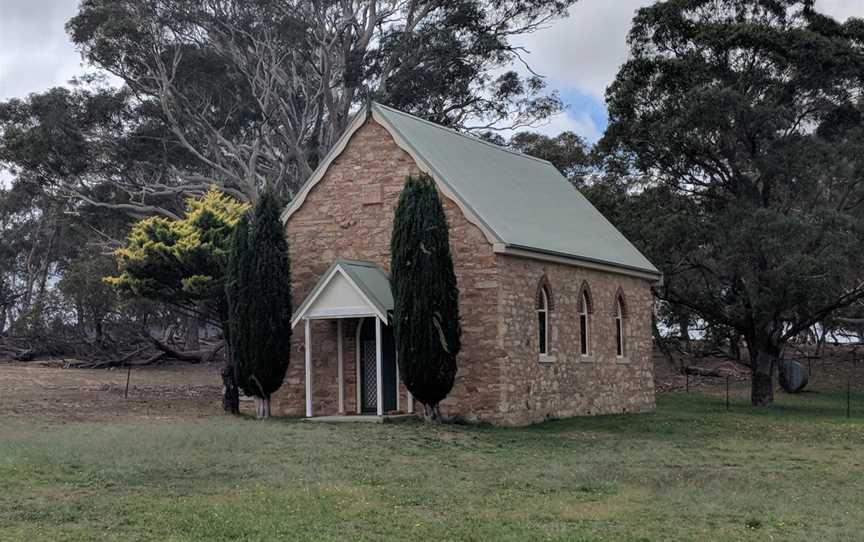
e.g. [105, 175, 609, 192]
[538, 355, 556, 364]
[616, 356, 630, 364]
[580, 356, 594, 363]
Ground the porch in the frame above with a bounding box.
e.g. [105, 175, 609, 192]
[291, 259, 415, 418]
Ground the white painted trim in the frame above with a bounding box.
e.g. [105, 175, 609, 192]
[337, 269, 389, 323]
[337, 319, 344, 414]
[306, 308, 375, 320]
[395, 349, 400, 412]
[495, 245, 662, 282]
[291, 265, 387, 328]
[281, 108, 370, 224]
[375, 317, 384, 417]
[304, 319, 312, 418]
[580, 291, 590, 357]
[355, 318, 363, 414]
[538, 287, 549, 355]
[291, 264, 341, 328]
[616, 298, 625, 357]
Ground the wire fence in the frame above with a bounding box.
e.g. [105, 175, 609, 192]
[667, 347, 863, 419]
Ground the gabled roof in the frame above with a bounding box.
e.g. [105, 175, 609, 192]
[291, 259, 393, 329]
[283, 102, 660, 279]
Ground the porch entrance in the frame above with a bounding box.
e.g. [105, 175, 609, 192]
[291, 259, 413, 418]
[358, 317, 397, 414]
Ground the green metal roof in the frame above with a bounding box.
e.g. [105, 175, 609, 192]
[291, 258, 393, 327]
[336, 259, 394, 316]
[371, 103, 660, 276]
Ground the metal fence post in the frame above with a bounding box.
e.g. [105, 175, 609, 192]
[125, 365, 132, 399]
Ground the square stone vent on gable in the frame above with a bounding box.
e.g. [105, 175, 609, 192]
[361, 183, 383, 205]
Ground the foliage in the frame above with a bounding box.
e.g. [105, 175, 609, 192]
[391, 174, 461, 420]
[601, 0, 864, 405]
[226, 191, 292, 417]
[67, 0, 574, 201]
[0, 84, 196, 221]
[107, 188, 249, 324]
[58, 256, 118, 341]
[509, 131, 592, 185]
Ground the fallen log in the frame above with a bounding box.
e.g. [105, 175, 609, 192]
[148, 335, 225, 363]
[69, 347, 167, 369]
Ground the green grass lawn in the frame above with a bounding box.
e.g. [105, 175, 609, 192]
[2, 392, 863, 542]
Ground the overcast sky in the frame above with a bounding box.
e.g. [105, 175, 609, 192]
[1, 0, 863, 146]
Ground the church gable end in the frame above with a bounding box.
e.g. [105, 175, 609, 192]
[279, 117, 503, 420]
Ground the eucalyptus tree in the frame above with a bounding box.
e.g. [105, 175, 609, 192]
[601, 0, 864, 405]
[67, 0, 575, 208]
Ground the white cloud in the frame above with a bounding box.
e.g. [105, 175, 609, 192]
[816, 0, 864, 21]
[514, 0, 654, 101]
[516, 0, 864, 103]
[534, 109, 604, 141]
[0, 0, 85, 100]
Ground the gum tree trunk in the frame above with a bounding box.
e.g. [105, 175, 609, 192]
[729, 332, 741, 361]
[185, 312, 200, 351]
[749, 337, 781, 406]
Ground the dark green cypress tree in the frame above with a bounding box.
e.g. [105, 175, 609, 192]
[228, 191, 292, 419]
[391, 174, 461, 422]
[224, 214, 250, 415]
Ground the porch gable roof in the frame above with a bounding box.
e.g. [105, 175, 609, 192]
[291, 259, 393, 329]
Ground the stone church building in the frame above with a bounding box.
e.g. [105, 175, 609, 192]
[274, 103, 660, 426]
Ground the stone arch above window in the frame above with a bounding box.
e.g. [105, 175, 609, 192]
[577, 281, 594, 314]
[535, 275, 555, 311]
[613, 287, 628, 318]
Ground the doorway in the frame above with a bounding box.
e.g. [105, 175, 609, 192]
[357, 318, 397, 414]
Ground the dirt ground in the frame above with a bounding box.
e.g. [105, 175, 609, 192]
[2, 344, 863, 422]
[0, 361, 225, 422]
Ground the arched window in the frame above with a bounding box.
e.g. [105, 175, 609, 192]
[537, 286, 550, 355]
[615, 296, 626, 357]
[579, 290, 590, 356]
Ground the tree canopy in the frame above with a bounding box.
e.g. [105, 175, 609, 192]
[107, 188, 249, 325]
[66, 0, 575, 208]
[601, 0, 864, 405]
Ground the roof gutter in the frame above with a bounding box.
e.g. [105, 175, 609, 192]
[493, 244, 663, 284]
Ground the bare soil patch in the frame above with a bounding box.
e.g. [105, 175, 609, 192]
[0, 361, 224, 422]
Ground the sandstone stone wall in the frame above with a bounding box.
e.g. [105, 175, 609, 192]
[273, 115, 656, 425]
[493, 255, 656, 425]
[272, 118, 504, 419]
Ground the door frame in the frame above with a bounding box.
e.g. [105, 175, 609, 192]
[355, 317, 399, 414]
